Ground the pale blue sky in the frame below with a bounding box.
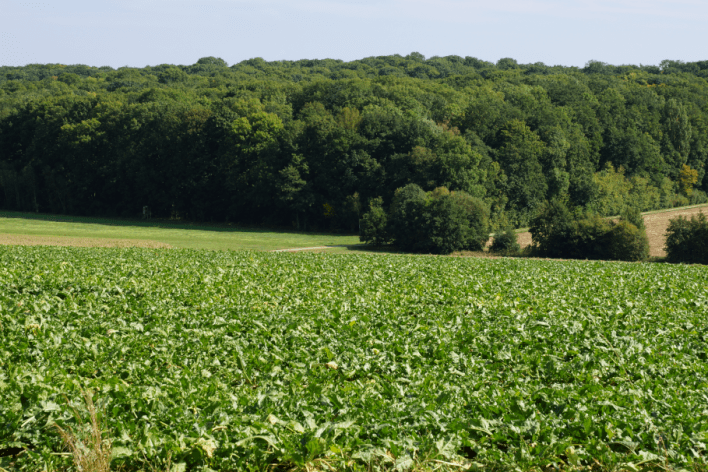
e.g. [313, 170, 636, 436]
[1, 0, 706, 68]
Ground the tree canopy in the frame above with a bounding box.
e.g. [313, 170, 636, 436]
[2, 54, 708, 229]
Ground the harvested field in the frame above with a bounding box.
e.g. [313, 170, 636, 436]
[0, 233, 171, 249]
[643, 206, 708, 256]
[516, 230, 533, 250]
[512, 204, 708, 257]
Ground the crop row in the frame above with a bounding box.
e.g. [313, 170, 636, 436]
[1, 246, 708, 471]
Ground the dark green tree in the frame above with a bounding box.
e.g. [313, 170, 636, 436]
[359, 197, 389, 245]
[661, 99, 692, 178]
[495, 120, 548, 225]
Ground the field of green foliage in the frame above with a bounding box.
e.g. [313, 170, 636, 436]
[2, 246, 708, 471]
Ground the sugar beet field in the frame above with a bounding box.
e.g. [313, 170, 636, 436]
[2, 247, 708, 471]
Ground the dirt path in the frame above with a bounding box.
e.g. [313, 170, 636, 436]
[513, 205, 708, 257]
[0, 233, 171, 249]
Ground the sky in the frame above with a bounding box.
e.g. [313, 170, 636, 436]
[0, 0, 706, 68]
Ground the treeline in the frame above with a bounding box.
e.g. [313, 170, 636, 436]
[1, 54, 708, 230]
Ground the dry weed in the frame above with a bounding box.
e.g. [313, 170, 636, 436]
[54, 390, 112, 472]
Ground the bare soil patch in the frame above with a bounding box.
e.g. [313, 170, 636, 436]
[0, 233, 171, 249]
[510, 205, 708, 258]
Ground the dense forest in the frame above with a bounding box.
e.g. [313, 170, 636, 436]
[1, 54, 708, 230]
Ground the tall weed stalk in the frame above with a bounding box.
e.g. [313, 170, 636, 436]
[54, 390, 112, 472]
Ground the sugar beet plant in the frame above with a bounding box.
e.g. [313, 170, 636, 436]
[1, 246, 708, 471]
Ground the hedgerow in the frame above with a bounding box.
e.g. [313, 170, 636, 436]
[530, 200, 649, 261]
[665, 212, 708, 264]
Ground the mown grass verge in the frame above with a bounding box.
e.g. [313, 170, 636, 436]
[0, 211, 360, 252]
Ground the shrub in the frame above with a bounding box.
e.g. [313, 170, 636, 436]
[490, 227, 520, 254]
[449, 191, 490, 250]
[689, 190, 708, 205]
[666, 194, 690, 208]
[566, 214, 612, 260]
[620, 205, 645, 230]
[415, 195, 474, 254]
[529, 199, 575, 257]
[359, 197, 389, 245]
[607, 220, 650, 261]
[531, 200, 648, 261]
[388, 184, 427, 252]
[665, 212, 708, 264]
[388, 184, 489, 254]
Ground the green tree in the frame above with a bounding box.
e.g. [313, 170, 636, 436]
[197, 56, 228, 67]
[529, 199, 575, 257]
[387, 184, 488, 254]
[665, 213, 708, 264]
[458, 88, 521, 144]
[158, 67, 188, 84]
[415, 194, 474, 254]
[359, 197, 389, 245]
[678, 163, 698, 196]
[388, 183, 428, 250]
[495, 120, 548, 225]
[661, 99, 692, 178]
[607, 220, 649, 261]
[277, 154, 313, 229]
[448, 190, 489, 250]
[619, 205, 645, 230]
[490, 227, 520, 254]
